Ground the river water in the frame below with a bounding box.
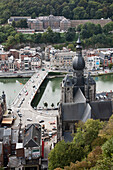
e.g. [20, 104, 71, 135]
[31, 74, 113, 108]
[0, 74, 113, 108]
[0, 78, 29, 107]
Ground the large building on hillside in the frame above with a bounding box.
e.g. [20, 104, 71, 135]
[57, 38, 113, 142]
[8, 15, 111, 32]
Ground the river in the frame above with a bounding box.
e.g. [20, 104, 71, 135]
[0, 75, 113, 108]
[31, 74, 113, 108]
[0, 78, 29, 107]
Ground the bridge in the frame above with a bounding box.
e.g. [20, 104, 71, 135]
[11, 68, 58, 131]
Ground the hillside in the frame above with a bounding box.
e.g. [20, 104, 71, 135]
[0, 0, 113, 24]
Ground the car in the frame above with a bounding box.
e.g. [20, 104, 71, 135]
[25, 92, 28, 96]
[13, 115, 17, 120]
[52, 127, 57, 130]
[17, 109, 20, 113]
[48, 132, 52, 137]
[27, 118, 32, 121]
[22, 98, 25, 101]
[18, 104, 21, 108]
[18, 113, 22, 117]
[39, 120, 44, 123]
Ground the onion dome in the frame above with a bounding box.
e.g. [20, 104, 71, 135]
[73, 37, 85, 71]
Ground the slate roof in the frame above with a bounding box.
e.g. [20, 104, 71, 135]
[90, 100, 112, 120]
[85, 72, 96, 85]
[62, 74, 72, 87]
[74, 88, 86, 103]
[8, 156, 25, 168]
[81, 103, 91, 122]
[24, 124, 41, 147]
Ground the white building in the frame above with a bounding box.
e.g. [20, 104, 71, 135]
[86, 56, 100, 71]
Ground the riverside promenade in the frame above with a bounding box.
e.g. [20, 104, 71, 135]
[11, 68, 58, 131]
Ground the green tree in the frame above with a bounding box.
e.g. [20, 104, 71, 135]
[103, 22, 113, 34]
[48, 140, 84, 170]
[51, 103, 54, 108]
[31, 12, 36, 19]
[73, 119, 104, 150]
[12, 20, 16, 27]
[44, 102, 48, 108]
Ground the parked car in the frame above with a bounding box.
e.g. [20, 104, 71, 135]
[39, 120, 44, 123]
[27, 118, 32, 121]
[52, 127, 57, 130]
[18, 113, 22, 117]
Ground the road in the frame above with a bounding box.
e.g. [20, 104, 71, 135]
[11, 68, 58, 132]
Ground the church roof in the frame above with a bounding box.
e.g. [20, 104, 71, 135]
[63, 74, 72, 86]
[72, 37, 85, 71]
[74, 88, 86, 103]
[61, 102, 91, 121]
[85, 72, 96, 85]
[90, 100, 112, 120]
[81, 103, 91, 122]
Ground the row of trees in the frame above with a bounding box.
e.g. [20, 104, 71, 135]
[43, 102, 59, 108]
[0, 0, 113, 24]
[48, 116, 113, 169]
[0, 21, 113, 50]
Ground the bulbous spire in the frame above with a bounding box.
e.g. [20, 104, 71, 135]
[73, 37, 85, 71]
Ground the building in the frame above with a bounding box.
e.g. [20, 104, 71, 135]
[99, 50, 113, 67]
[23, 15, 112, 32]
[85, 51, 100, 70]
[8, 16, 31, 24]
[0, 123, 43, 169]
[57, 38, 113, 142]
[51, 51, 76, 70]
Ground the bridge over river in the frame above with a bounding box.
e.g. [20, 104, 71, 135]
[11, 68, 58, 131]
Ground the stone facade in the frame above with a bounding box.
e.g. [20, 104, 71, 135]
[27, 15, 111, 32]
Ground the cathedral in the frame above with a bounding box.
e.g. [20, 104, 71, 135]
[57, 37, 113, 142]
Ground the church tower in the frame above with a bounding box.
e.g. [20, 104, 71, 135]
[61, 75, 73, 103]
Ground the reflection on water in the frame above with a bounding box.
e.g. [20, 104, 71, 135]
[32, 75, 113, 108]
[31, 77, 64, 108]
[0, 74, 113, 108]
[0, 78, 29, 107]
[94, 75, 113, 92]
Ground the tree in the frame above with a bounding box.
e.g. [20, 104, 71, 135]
[12, 20, 16, 27]
[73, 119, 104, 151]
[103, 22, 113, 34]
[16, 19, 28, 28]
[102, 136, 113, 159]
[108, 63, 113, 70]
[48, 140, 84, 170]
[44, 102, 48, 108]
[51, 103, 54, 108]
[99, 115, 113, 139]
[31, 12, 36, 19]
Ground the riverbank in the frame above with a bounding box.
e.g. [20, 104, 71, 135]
[0, 70, 35, 78]
[0, 69, 113, 78]
[91, 69, 113, 77]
